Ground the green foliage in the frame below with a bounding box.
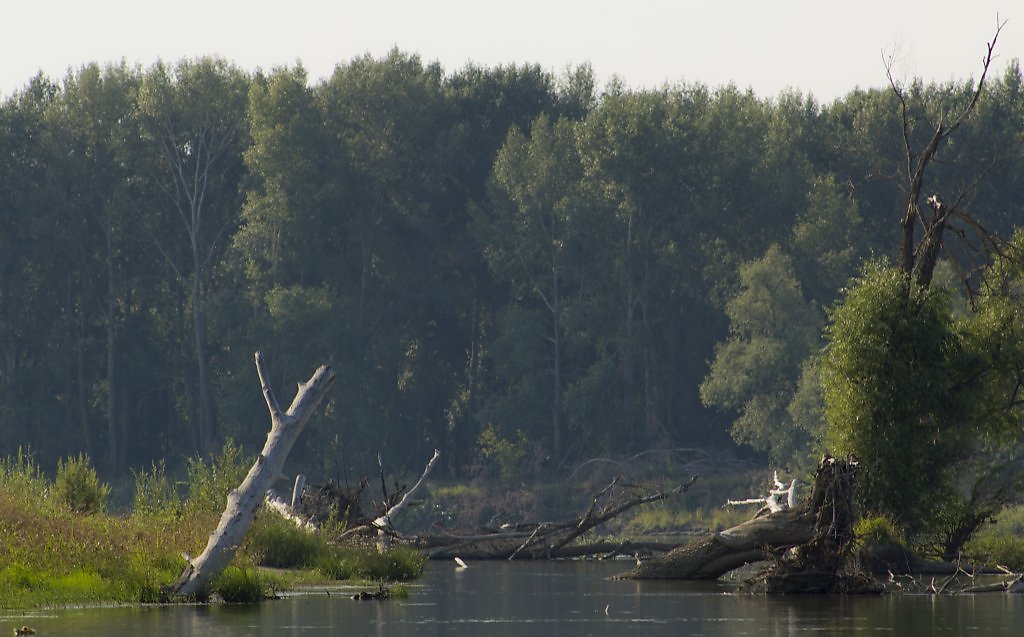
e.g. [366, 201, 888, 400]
[54, 453, 110, 514]
[854, 515, 906, 547]
[1, 48, 1023, 504]
[622, 503, 748, 535]
[314, 545, 426, 582]
[700, 245, 823, 467]
[0, 446, 428, 608]
[962, 505, 1024, 573]
[963, 505, 1024, 570]
[245, 513, 324, 568]
[184, 439, 252, 514]
[821, 248, 1024, 551]
[0, 449, 49, 508]
[0, 460, 205, 608]
[822, 261, 966, 536]
[477, 424, 531, 480]
[212, 566, 267, 604]
[791, 173, 864, 300]
[131, 460, 180, 517]
[964, 535, 1024, 571]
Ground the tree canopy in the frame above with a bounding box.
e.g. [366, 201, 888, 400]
[0, 51, 1021, 527]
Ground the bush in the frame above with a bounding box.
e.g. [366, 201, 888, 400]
[54, 453, 109, 514]
[854, 515, 905, 547]
[822, 262, 967, 536]
[0, 449, 48, 507]
[184, 439, 251, 514]
[315, 545, 425, 581]
[213, 566, 267, 603]
[246, 513, 325, 568]
[132, 460, 180, 517]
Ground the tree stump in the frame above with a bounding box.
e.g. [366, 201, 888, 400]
[626, 455, 865, 592]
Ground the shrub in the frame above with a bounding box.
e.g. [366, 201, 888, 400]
[132, 460, 181, 517]
[854, 515, 905, 547]
[315, 544, 425, 581]
[477, 424, 531, 480]
[213, 566, 267, 603]
[54, 453, 109, 514]
[0, 449, 48, 507]
[246, 513, 324, 568]
[184, 439, 251, 514]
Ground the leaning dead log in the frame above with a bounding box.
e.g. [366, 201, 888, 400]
[171, 353, 335, 599]
[626, 456, 859, 587]
[415, 475, 698, 560]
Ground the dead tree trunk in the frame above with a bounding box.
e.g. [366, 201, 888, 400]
[417, 476, 698, 560]
[373, 449, 440, 550]
[626, 456, 858, 585]
[172, 352, 335, 599]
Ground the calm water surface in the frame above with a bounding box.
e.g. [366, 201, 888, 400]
[4, 561, 1021, 636]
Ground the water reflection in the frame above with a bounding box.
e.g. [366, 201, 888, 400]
[3, 561, 1021, 636]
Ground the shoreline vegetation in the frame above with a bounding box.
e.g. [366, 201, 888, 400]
[4, 444, 1024, 609]
[0, 447, 425, 609]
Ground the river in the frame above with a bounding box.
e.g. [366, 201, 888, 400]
[3, 560, 1021, 635]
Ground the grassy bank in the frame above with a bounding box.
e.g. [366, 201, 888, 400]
[0, 448, 424, 609]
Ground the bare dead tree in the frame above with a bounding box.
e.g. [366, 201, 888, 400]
[886, 18, 1012, 291]
[172, 353, 334, 599]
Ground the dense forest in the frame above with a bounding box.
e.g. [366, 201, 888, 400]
[1, 49, 1022, 492]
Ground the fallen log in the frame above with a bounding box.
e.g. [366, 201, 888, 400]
[414, 475, 698, 560]
[626, 455, 859, 587]
[624, 509, 816, 579]
[171, 353, 335, 599]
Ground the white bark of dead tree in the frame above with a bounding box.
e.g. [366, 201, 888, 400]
[171, 352, 335, 599]
[290, 474, 306, 513]
[373, 449, 440, 550]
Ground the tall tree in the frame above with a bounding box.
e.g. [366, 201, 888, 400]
[0, 77, 68, 463]
[700, 245, 822, 467]
[136, 58, 250, 456]
[887, 21, 1007, 288]
[50, 62, 142, 470]
[821, 22, 1024, 552]
[477, 114, 584, 462]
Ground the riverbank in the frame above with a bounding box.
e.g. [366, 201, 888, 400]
[0, 449, 424, 609]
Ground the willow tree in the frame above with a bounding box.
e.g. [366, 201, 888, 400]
[821, 20, 1024, 553]
[700, 245, 821, 468]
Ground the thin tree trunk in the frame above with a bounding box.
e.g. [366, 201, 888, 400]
[551, 263, 563, 461]
[76, 335, 94, 460]
[106, 214, 118, 471]
[193, 268, 215, 456]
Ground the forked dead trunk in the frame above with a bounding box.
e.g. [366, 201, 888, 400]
[171, 352, 334, 599]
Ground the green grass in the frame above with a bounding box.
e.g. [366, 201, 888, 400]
[0, 449, 426, 609]
[314, 544, 426, 581]
[212, 566, 269, 603]
[0, 485, 210, 608]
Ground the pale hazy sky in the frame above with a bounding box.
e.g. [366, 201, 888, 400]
[2, 1, 1021, 102]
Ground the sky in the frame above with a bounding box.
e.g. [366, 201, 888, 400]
[2, 1, 1021, 103]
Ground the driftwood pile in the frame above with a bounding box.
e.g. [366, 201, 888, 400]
[413, 475, 699, 560]
[296, 478, 371, 529]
